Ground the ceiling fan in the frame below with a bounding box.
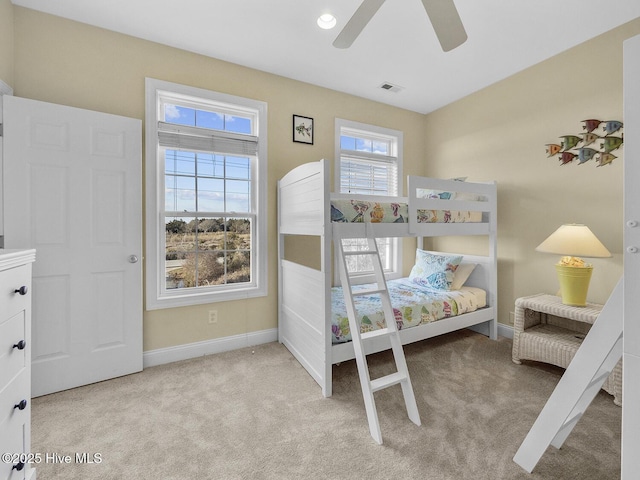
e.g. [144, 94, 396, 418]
[333, 0, 467, 52]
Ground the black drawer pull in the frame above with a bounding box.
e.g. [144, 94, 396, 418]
[12, 340, 26, 350]
[14, 286, 28, 296]
[12, 462, 25, 471]
[14, 399, 28, 410]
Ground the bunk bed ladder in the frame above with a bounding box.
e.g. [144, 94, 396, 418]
[513, 279, 623, 473]
[334, 226, 421, 444]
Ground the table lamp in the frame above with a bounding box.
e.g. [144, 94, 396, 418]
[535, 224, 611, 306]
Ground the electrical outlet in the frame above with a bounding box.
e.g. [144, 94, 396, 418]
[208, 310, 218, 324]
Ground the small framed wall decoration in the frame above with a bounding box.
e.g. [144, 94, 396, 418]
[293, 115, 314, 144]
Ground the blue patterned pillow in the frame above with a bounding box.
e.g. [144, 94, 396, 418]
[409, 250, 463, 291]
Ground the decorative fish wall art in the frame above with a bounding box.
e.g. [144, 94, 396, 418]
[545, 119, 623, 167]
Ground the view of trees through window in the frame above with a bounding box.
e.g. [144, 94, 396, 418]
[146, 79, 266, 308]
[161, 104, 255, 292]
[165, 217, 251, 289]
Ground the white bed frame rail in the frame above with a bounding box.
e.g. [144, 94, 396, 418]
[278, 159, 498, 397]
[408, 176, 497, 237]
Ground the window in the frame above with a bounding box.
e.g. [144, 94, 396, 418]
[335, 119, 403, 280]
[145, 78, 267, 309]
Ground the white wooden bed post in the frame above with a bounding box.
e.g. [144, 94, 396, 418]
[320, 160, 333, 397]
[488, 181, 498, 340]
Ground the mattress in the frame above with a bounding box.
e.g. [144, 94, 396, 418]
[331, 278, 487, 344]
[330, 199, 481, 224]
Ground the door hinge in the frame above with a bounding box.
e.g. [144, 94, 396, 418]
[0, 123, 3, 137]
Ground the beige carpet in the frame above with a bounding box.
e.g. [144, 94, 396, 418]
[31, 330, 621, 479]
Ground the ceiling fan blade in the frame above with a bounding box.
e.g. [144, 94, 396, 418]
[420, 0, 468, 52]
[333, 0, 386, 49]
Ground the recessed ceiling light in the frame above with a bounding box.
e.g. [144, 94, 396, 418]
[317, 13, 337, 30]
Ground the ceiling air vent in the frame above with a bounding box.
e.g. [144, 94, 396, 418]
[378, 82, 404, 93]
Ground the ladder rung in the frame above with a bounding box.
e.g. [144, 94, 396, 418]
[342, 250, 378, 257]
[588, 371, 611, 389]
[370, 372, 407, 393]
[352, 287, 386, 297]
[560, 411, 583, 432]
[361, 327, 390, 341]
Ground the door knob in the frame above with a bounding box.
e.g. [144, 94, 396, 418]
[128, 255, 139, 263]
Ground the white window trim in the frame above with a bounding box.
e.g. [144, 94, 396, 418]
[0, 81, 14, 239]
[334, 119, 403, 194]
[145, 78, 267, 310]
[334, 118, 403, 283]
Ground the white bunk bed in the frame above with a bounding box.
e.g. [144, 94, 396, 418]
[277, 159, 497, 397]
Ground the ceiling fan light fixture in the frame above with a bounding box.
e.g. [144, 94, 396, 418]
[317, 13, 337, 30]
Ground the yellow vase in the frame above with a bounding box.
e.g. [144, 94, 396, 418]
[555, 264, 593, 306]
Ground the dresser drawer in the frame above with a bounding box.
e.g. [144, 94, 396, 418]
[0, 419, 28, 480]
[0, 311, 27, 390]
[0, 372, 29, 480]
[0, 370, 30, 427]
[0, 264, 30, 322]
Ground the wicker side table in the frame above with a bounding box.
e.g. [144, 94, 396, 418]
[512, 293, 622, 406]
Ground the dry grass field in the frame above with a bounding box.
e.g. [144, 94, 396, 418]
[165, 230, 250, 287]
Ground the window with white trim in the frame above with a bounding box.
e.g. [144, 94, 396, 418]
[335, 119, 403, 279]
[145, 78, 267, 309]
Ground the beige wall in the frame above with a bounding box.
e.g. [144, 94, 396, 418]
[0, 0, 14, 86]
[425, 18, 640, 325]
[10, 6, 426, 351]
[5, 5, 638, 348]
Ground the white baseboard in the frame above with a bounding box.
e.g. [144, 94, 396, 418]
[143, 323, 512, 369]
[143, 328, 278, 368]
[467, 321, 514, 339]
[498, 323, 514, 339]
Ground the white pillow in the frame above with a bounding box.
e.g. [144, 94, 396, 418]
[450, 263, 477, 290]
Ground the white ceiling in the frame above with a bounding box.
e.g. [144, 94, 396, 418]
[12, 0, 640, 114]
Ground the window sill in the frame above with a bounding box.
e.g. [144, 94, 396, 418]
[146, 284, 267, 310]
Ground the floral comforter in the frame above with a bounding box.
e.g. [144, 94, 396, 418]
[331, 278, 486, 344]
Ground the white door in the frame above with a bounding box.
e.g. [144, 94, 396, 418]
[3, 96, 142, 397]
[622, 33, 640, 479]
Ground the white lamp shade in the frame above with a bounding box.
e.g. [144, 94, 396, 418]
[535, 224, 612, 258]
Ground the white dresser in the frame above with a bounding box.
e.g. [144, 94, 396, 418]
[0, 249, 36, 480]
